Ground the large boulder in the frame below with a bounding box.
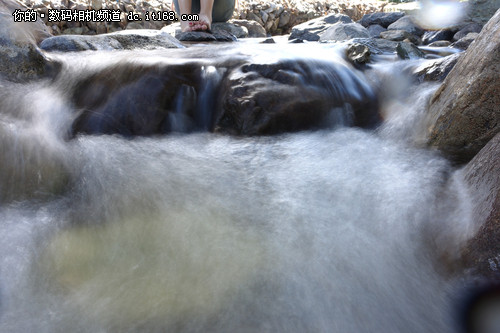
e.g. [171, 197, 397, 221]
[465, 0, 500, 25]
[70, 54, 381, 137]
[41, 30, 184, 52]
[319, 22, 370, 42]
[289, 13, 352, 41]
[387, 16, 424, 37]
[426, 9, 500, 163]
[461, 132, 500, 277]
[0, 0, 55, 81]
[359, 11, 405, 28]
[215, 59, 380, 135]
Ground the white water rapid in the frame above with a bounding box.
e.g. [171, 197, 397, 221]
[0, 44, 477, 333]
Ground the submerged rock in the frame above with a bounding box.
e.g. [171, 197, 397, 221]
[461, 132, 500, 277]
[427, 9, 500, 163]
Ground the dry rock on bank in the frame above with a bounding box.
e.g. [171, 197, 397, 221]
[426, 9, 500, 163]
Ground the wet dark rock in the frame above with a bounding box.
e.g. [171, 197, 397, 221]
[453, 23, 482, 41]
[367, 24, 386, 38]
[422, 30, 454, 45]
[451, 32, 479, 50]
[359, 11, 405, 28]
[319, 23, 370, 42]
[427, 9, 500, 163]
[345, 43, 371, 65]
[461, 132, 500, 277]
[289, 13, 352, 41]
[215, 60, 380, 135]
[380, 29, 420, 44]
[41, 30, 184, 52]
[70, 55, 381, 137]
[260, 38, 275, 44]
[71, 61, 213, 136]
[229, 19, 266, 38]
[413, 52, 462, 82]
[288, 38, 304, 43]
[396, 42, 425, 59]
[388, 16, 424, 37]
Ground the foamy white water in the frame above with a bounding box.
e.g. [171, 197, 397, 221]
[0, 47, 475, 333]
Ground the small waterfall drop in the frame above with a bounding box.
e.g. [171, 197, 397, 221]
[0, 43, 478, 333]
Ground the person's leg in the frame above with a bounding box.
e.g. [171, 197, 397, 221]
[211, 0, 235, 23]
[175, 0, 193, 32]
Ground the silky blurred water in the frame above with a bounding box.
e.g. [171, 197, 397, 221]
[0, 48, 475, 332]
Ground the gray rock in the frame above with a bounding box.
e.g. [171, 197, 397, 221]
[41, 35, 122, 51]
[229, 19, 266, 38]
[460, 132, 500, 277]
[348, 37, 399, 55]
[359, 11, 405, 28]
[319, 22, 370, 42]
[212, 22, 248, 38]
[0, 1, 55, 81]
[289, 13, 352, 41]
[388, 16, 424, 36]
[176, 30, 237, 42]
[110, 30, 185, 49]
[413, 52, 462, 82]
[427, 9, 500, 163]
[380, 29, 420, 44]
[453, 22, 482, 41]
[422, 30, 454, 44]
[260, 38, 275, 44]
[428, 40, 452, 47]
[41, 30, 184, 52]
[367, 24, 386, 38]
[345, 43, 371, 64]
[464, 0, 500, 25]
[451, 32, 479, 50]
[396, 42, 425, 59]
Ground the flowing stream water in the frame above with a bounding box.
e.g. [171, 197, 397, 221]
[0, 42, 478, 332]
